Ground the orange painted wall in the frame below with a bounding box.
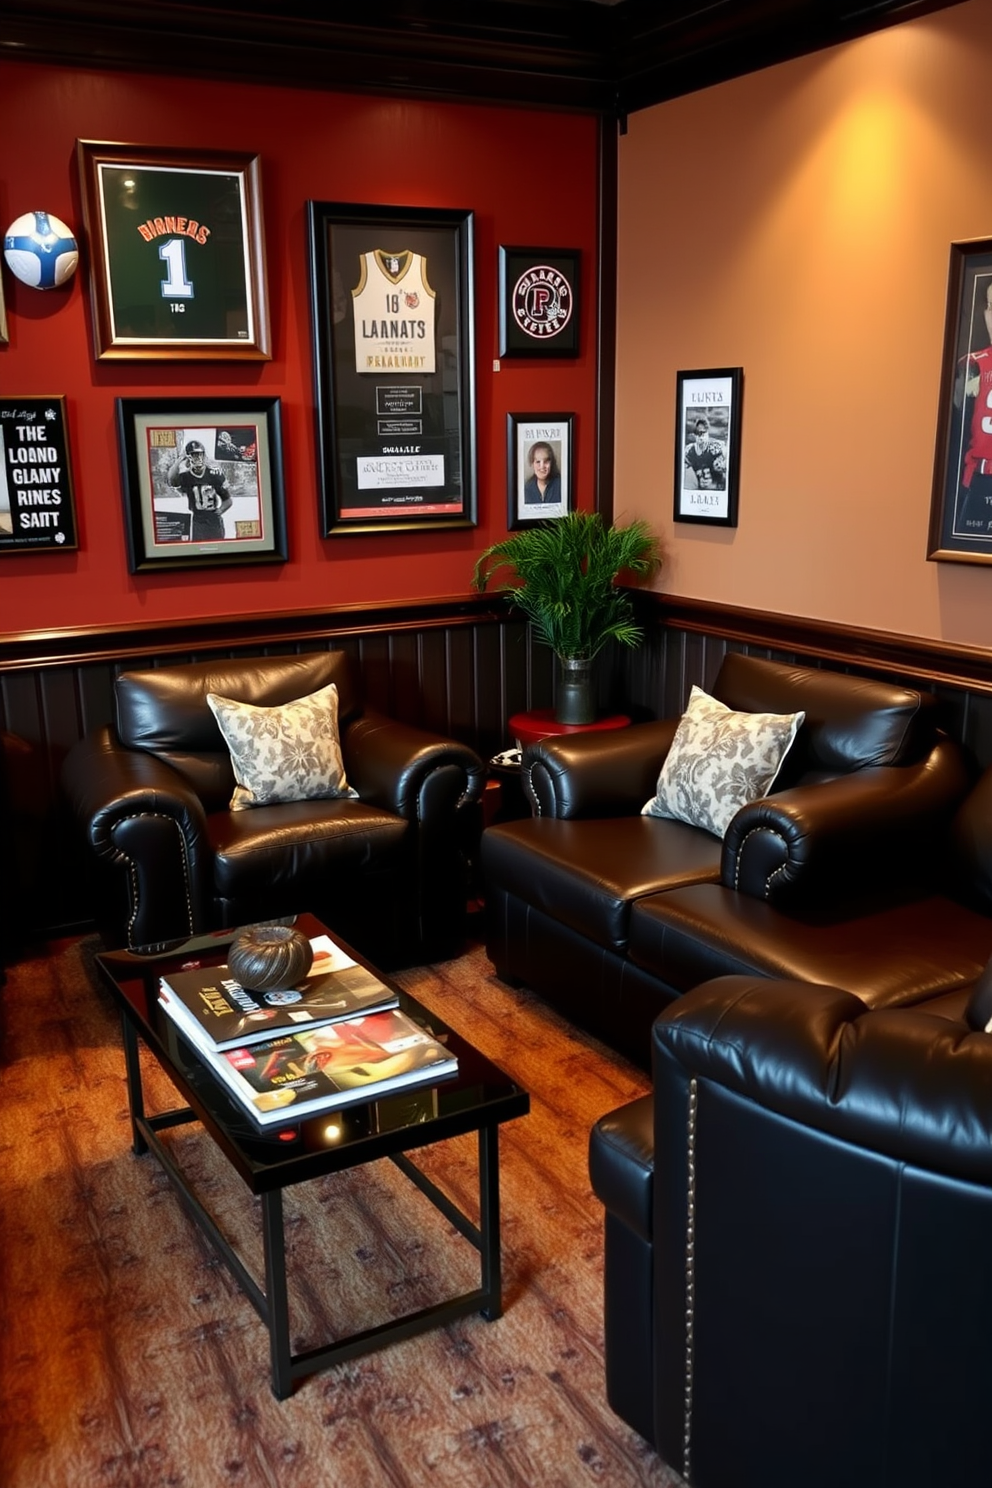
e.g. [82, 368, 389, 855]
[615, 0, 992, 647]
[0, 62, 599, 633]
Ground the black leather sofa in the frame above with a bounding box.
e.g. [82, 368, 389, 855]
[589, 971, 992, 1488]
[482, 653, 990, 1066]
[61, 650, 484, 964]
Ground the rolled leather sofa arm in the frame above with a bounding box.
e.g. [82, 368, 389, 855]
[61, 726, 212, 946]
[524, 718, 679, 819]
[721, 736, 972, 909]
[342, 708, 485, 823]
[655, 974, 992, 1185]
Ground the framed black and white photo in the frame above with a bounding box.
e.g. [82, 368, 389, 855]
[507, 412, 574, 528]
[116, 396, 286, 572]
[308, 200, 476, 535]
[0, 396, 78, 554]
[77, 141, 271, 362]
[498, 246, 579, 358]
[674, 368, 743, 527]
[928, 238, 992, 564]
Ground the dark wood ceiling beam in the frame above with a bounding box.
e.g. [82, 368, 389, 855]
[0, 0, 968, 115]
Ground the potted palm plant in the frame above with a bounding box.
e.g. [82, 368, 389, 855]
[472, 511, 661, 725]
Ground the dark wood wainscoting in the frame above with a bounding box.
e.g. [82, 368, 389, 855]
[3, 591, 992, 941]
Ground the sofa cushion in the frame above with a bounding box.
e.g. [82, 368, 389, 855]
[208, 798, 407, 900]
[712, 651, 935, 778]
[642, 685, 803, 837]
[207, 682, 358, 811]
[627, 882, 992, 1009]
[481, 816, 722, 953]
[115, 651, 361, 810]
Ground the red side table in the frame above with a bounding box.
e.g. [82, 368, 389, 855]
[508, 708, 631, 751]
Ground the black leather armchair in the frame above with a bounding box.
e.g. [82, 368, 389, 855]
[61, 651, 485, 963]
[590, 974, 992, 1488]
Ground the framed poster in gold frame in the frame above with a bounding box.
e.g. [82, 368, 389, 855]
[77, 140, 271, 362]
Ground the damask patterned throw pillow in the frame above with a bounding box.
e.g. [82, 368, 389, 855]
[642, 685, 804, 839]
[206, 682, 358, 811]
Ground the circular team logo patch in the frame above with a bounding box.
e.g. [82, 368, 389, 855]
[512, 264, 574, 341]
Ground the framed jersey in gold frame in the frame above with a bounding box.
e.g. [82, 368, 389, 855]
[674, 368, 743, 528]
[928, 237, 992, 565]
[116, 396, 286, 572]
[307, 201, 477, 535]
[77, 141, 271, 362]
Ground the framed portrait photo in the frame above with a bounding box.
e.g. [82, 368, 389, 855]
[0, 396, 78, 554]
[674, 368, 743, 527]
[498, 246, 580, 358]
[307, 200, 477, 536]
[507, 412, 574, 528]
[116, 397, 286, 572]
[928, 238, 992, 564]
[77, 140, 271, 361]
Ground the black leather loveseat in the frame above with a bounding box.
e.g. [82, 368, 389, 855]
[589, 969, 992, 1488]
[481, 653, 990, 1066]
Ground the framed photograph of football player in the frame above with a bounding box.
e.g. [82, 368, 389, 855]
[307, 200, 477, 535]
[674, 368, 743, 528]
[928, 238, 992, 565]
[116, 396, 287, 572]
[76, 141, 271, 361]
[0, 396, 79, 554]
[498, 246, 580, 358]
[507, 412, 574, 529]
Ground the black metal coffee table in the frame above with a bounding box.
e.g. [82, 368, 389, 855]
[95, 914, 529, 1398]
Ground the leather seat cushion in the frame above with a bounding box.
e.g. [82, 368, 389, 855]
[481, 816, 722, 953]
[207, 799, 408, 900]
[628, 883, 992, 1008]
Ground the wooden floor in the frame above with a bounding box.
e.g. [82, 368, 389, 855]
[0, 934, 685, 1488]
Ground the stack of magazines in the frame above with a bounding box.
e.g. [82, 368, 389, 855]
[157, 934, 457, 1126]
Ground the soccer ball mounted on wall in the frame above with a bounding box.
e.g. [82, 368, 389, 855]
[3, 211, 79, 289]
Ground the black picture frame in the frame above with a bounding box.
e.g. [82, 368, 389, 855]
[307, 200, 477, 536]
[0, 396, 78, 554]
[674, 368, 743, 528]
[76, 140, 271, 362]
[928, 237, 992, 564]
[498, 245, 580, 358]
[116, 396, 287, 573]
[506, 412, 575, 528]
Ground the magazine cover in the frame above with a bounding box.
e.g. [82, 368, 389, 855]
[202, 1008, 458, 1126]
[158, 934, 397, 1050]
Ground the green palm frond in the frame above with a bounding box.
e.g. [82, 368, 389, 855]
[472, 512, 661, 660]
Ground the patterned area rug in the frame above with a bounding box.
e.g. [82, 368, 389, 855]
[0, 936, 685, 1488]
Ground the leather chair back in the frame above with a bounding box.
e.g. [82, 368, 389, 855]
[114, 651, 359, 811]
[713, 652, 936, 783]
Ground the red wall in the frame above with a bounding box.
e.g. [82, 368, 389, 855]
[0, 62, 601, 633]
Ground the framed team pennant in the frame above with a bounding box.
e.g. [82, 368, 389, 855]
[77, 141, 271, 361]
[307, 201, 477, 535]
[116, 396, 286, 572]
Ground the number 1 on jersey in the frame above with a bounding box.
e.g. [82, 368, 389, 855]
[159, 238, 194, 300]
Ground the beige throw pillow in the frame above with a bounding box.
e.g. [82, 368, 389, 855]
[642, 685, 804, 838]
[207, 682, 358, 811]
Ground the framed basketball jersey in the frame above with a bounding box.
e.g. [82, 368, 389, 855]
[308, 201, 477, 535]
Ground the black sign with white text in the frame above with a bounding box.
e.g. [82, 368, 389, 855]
[0, 397, 78, 553]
